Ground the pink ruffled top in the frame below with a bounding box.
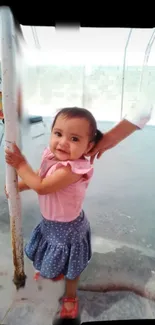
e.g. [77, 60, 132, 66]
[38, 147, 94, 222]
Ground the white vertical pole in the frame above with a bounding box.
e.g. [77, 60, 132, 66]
[82, 65, 86, 107]
[138, 29, 155, 95]
[120, 28, 132, 119]
[0, 6, 26, 289]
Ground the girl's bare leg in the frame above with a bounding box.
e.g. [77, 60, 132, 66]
[64, 276, 79, 310]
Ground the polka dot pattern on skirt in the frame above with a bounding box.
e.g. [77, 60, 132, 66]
[25, 210, 92, 280]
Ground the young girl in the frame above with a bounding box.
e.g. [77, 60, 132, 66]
[5, 107, 103, 320]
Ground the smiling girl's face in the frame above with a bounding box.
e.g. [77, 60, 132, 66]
[50, 114, 94, 161]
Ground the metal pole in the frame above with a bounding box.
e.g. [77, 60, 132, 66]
[0, 6, 26, 289]
[31, 26, 40, 49]
[120, 28, 132, 119]
[31, 26, 41, 106]
[138, 28, 155, 95]
[82, 65, 86, 107]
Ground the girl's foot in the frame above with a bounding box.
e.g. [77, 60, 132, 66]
[52, 274, 64, 281]
[58, 296, 79, 319]
[33, 271, 64, 282]
[34, 271, 40, 281]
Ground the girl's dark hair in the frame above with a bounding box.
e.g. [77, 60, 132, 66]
[52, 107, 103, 145]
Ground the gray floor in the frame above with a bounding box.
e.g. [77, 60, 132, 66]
[0, 119, 155, 323]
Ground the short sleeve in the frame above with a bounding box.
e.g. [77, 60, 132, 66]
[41, 147, 53, 162]
[124, 98, 153, 129]
[53, 159, 93, 179]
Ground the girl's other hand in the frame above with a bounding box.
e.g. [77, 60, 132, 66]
[4, 185, 9, 199]
[5, 143, 26, 170]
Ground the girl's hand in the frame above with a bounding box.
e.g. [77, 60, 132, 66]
[5, 143, 27, 170]
[4, 185, 9, 199]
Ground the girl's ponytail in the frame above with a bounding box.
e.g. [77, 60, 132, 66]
[94, 129, 103, 144]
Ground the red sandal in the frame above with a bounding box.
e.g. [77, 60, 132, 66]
[34, 271, 40, 281]
[52, 274, 64, 282]
[34, 271, 64, 282]
[59, 296, 79, 319]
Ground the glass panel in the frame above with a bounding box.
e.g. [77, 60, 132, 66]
[22, 27, 130, 122]
[123, 29, 154, 119]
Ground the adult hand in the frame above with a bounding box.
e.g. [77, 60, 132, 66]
[87, 119, 139, 164]
[87, 131, 118, 164]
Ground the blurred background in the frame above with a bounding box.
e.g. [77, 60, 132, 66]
[6, 26, 155, 123]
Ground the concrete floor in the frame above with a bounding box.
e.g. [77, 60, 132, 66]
[0, 119, 155, 323]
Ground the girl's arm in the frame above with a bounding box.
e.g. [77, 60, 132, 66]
[18, 180, 30, 192]
[18, 170, 39, 192]
[5, 145, 81, 195]
[16, 164, 81, 195]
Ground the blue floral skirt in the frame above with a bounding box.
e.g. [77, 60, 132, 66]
[25, 210, 92, 280]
